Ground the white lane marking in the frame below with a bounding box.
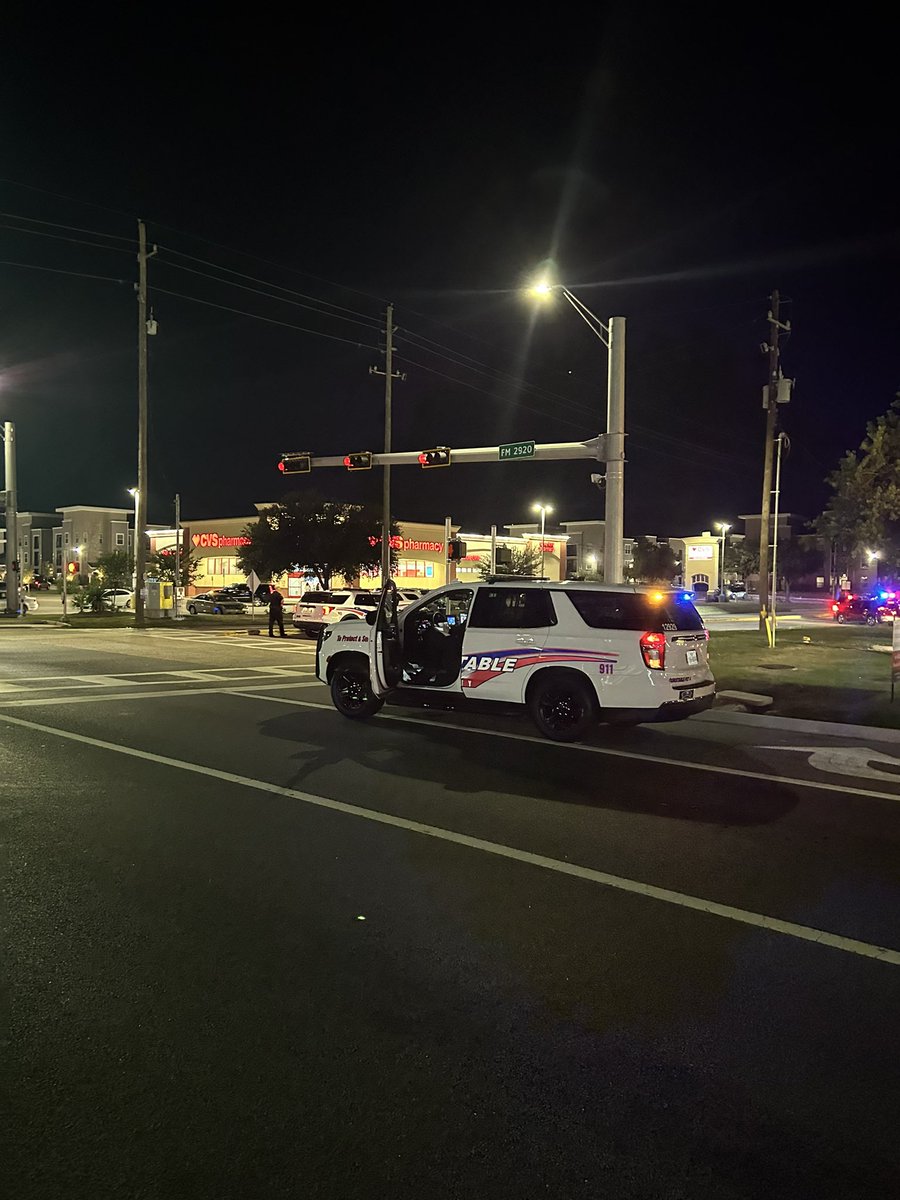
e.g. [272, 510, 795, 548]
[228, 692, 900, 806]
[763, 745, 900, 783]
[0, 665, 314, 695]
[0, 678, 322, 708]
[1, 710, 897, 968]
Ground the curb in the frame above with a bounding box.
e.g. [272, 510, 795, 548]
[695, 708, 900, 745]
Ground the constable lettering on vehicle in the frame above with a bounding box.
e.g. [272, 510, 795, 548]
[462, 655, 518, 673]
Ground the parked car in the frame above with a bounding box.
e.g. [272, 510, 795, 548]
[292, 589, 380, 637]
[186, 590, 246, 615]
[28, 575, 52, 591]
[832, 594, 891, 625]
[223, 583, 272, 606]
[0, 586, 38, 613]
[726, 581, 747, 600]
[318, 580, 715, 741]
[76, 588, 133, 612]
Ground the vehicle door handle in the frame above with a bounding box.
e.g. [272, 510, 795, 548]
[516, 635, 535, 644]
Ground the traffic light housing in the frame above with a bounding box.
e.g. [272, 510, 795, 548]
[447, 538, 466, 562]
[418, 447, 451, 469]
[343, 451, 373, 471]
[278, 452, 312, 475]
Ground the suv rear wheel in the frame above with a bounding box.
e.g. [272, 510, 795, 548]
[330, 660, 384, 719]
[528, 673, 596, 742]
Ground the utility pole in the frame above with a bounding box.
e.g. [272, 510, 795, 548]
[135, 219, 150, 627]
[134, 220, 158, 626]
[2, 421, 19, 616]
[370, 304, 404, 585]
[174, 492, 182, 620]
[757, 291, 791, 632]
[604, 316, 626, 584]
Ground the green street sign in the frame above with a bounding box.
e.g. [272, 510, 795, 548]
[498, 440, 535, 461]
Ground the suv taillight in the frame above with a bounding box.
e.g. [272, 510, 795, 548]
[640, 631, 666, 670]
[321, 605, 334, 614]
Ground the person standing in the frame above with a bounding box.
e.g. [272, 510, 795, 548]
[268, 586, 286, 638]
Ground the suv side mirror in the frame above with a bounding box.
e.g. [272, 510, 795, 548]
[365, 611, 377, 625]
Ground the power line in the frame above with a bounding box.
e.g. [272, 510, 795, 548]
[0, 221, 135, 255]
[395, 328, 597, 422]
[0, 258, 130, 284]
[155, 244, 382, 326]
[152, 253, 382, 333]
[148, 284, 380, 350]
[397, 354, 596, 435]
[0, 208, 135, 244]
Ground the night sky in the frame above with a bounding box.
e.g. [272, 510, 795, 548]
[1, 10, 897, 538]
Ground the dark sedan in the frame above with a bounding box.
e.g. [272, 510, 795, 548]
[186, 591, 246, 615]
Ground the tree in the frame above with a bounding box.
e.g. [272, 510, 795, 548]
[93, 550, 133, 589]
[817, 396, 900, 577]
[236, 492, 388, 590]
[147, 546, 201, 589]
[477, 543, 543, 579]
[724, 540, 759, 581]
[775, 539, 820, 599]
[631, 537, 677, 583]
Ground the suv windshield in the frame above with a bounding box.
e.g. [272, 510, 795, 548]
[565, 590, 704, 632]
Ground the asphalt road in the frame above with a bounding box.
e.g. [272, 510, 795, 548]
[3, 626, 899, 1199]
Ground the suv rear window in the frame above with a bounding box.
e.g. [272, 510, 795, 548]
[565, 591, 704, 632]
[354, 593, 376, 605]
[301, 591, 331, 603]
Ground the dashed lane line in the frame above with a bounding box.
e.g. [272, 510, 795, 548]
[1, 709, 897, 967]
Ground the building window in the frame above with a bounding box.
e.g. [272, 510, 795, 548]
[115, 533, 125, 547]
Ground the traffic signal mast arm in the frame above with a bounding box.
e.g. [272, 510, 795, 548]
[307, 434, 610, 469]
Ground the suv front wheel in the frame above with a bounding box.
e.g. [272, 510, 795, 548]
[528, 673, 596, 742]
[330, 660, 384, 720]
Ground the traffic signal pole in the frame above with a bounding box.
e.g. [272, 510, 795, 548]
[304, 434, 608, 470]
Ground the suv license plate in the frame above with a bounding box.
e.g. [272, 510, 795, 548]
[686, 649, 699, 666]
[679, 688, 695, 701]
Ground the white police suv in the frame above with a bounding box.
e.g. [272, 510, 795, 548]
[316, 579, 715, 741]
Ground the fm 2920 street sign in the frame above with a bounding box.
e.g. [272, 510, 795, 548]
[498, 440, 535, 461]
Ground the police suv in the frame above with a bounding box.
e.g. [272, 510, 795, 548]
[316, 579, 715, 741]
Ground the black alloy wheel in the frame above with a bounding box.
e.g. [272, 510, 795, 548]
[529, 675, 596, 742]
[330, 663, 384, 719]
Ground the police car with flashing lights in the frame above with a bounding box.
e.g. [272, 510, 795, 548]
[315, 579, 715, 741]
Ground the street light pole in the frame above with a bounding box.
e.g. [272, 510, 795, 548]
[532, 503, 552, 577]
[605, 316, 626, 585]
[715, 521, 731, 598]
[528, 280, 626, 584]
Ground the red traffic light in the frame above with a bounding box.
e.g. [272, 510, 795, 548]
[278, 452, 312, 475]
[419, 447, 451, 468]
[343, 452, 372, 471]
[66, 562, 78, 575]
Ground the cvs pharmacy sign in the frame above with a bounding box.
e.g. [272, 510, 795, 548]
[191, 532, 252, 549]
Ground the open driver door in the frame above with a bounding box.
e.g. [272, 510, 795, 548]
[369, 579, 403, 696]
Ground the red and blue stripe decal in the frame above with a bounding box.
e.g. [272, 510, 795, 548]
[460, 647, 618, 690]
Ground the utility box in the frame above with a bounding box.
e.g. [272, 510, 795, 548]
[145, 579, 174, 618]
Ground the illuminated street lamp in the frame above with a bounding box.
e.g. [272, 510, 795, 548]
[532, 502, 552, 575]
[867, 549, 881, 585]
[527, 274, 626, 583]
[715, 521, 731, 598]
